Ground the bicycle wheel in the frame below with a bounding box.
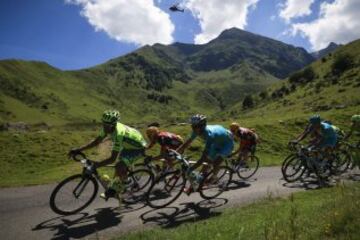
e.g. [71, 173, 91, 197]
[334, 150, 352, 174]
[122, 168, 154, 204]
[236, 155, 260, 180]
[199, 166, 232, 200]
[146, 170, 186, 209]
[282, 155, 306, 183]
[50, 174, 98, 215]
[281, 154, 295, 172]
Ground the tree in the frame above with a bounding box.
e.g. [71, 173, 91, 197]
[332, 54, 354, 75]
[242, 95, 254, 109]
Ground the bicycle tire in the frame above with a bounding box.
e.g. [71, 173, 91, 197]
[199, 166, 232, 200]
[146, 170, 186, 209]
[50, 174, 98, 215]
[282, 155, 306, 183]
[334, 150, 352, 174]
[237, 155, 260, 180]
[122, 168, 154, 204]
[281, 154, 296, 172]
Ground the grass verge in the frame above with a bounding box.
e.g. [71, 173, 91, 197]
[115, 182, 360, 240]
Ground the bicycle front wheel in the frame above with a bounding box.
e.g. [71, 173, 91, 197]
[282, 155, 306, 183]
[236, 155, 260, 180]
[49, 174, 98, 215]
[146, 170, 186, 209]
[199, 166, 232, 200]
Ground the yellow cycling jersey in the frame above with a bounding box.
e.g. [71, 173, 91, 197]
[99, 122, 147, 152]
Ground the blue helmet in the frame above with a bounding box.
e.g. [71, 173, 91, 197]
[189, 114, 207, 127]
[309, 114, 321, 125]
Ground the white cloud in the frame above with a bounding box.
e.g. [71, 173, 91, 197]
[184, 0, 259, 44]
[65, 0, 175, 46]
[291, 0, 360, 50]
[279, 0, 315, 23]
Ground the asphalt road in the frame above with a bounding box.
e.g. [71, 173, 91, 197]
[0, 166, 344, 240]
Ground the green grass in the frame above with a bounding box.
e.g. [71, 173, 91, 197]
[115, 182, 360, 240]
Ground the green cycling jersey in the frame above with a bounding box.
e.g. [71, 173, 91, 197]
[99, 122, 147, 152]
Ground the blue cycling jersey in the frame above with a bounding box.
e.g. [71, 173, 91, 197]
[190, 125, 233, 153]
[320, 122, 337, 140]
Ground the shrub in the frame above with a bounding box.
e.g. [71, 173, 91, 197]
[259, 91, 268, 100]
[242, 95, 254, 109]
[289, 66, 315, 84]
[332, 54, 354, 75]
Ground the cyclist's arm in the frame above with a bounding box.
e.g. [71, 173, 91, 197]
[294, 125, 311, 142]
[146, 141, 156, 150]
[230, 143, 242, 157]
[176, 138, 193, 154]
[94, 150, 120, 168]
[77, 136, 104, 151]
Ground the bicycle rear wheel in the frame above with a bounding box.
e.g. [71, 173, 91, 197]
[334, 150, 352, 174]
[236, 155, 259, 179]
[199, 166, 232, 200]
[122, 168, 154, 204]
[50, 174, 98, 215]
[282, 155, 306, 183]
[146, 170, 186, 209]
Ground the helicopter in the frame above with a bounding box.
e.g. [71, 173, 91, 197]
[169, 3, 185, 12]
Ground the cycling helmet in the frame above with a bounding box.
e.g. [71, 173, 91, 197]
[351, 114, 360, 123]
[189, 114, 207, 127]
[101, 110, 120, 125]
[229, 122, 240, 133]
[309, 114, 321, 125]
[146, 126, 160, 141]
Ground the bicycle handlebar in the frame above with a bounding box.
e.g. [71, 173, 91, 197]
[72, 152, 87, 162]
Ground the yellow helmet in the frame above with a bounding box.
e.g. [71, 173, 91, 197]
[229, 122, 240, 133]
[146, 126, 160, 141]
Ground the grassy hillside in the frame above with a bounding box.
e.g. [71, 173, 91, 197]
[224, 39, 360, 126]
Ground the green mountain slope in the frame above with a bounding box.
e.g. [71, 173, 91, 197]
[0, 28, 315, 126]
[225, 39, 360, 124]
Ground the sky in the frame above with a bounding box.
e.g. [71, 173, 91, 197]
[1, 0, 359, 70]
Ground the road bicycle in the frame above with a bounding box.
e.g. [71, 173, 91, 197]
[145, 150, 233, 209]
[225, 154, 259, 180]
[281, 143, 338, 183]
[49, 152, 154, 215]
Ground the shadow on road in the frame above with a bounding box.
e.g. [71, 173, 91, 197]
[282, 175, 339, 190]
[227, 179, 251, 191]
[140, 198, 228, 228]
[32, 207, 122, 240]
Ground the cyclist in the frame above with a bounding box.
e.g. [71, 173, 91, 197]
[68, 110, 147, 201]
[290, 114, 337, 150]
[177, 114, 234, 192]
[145, 126, 184, 171]
[229, 122, 259, 166]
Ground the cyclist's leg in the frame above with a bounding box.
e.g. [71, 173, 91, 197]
[161, 146, 175, 171]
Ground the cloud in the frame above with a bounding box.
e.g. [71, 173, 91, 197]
[65, 0, 174, 46]
[291, 0, 360, 50]
[184, 0, 259, 44]
[279, 0, 315, 23]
